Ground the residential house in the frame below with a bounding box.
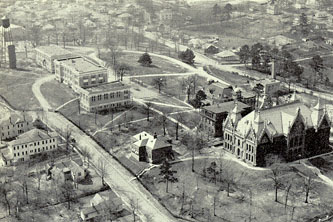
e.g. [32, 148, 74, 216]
[0, 112, 32, 141]
[54, 56, 108, 93]
[51, 156, 86, 183]
[200, 101, 251, 137]
[78, 81, 131, 113]
[215, 50, 239, 63]
[159, 8, 173, 23]
[80, 190, 125, 221]
[223, 100, 331, 167]
[204, 82, 233, 105]
[35, 45, 78, 73]
[204, 44, 219, 55]
[131, 132, 173, 164]
[233, 87, 257, 110]
[0, 129, 58, 165]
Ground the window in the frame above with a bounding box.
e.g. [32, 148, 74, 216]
[42, 141, 44, 145]
[104, 94, 108, 100]
[14, 147, 16, 151]
[25, 144, 27, 148]
[38, 148, 40, 152]
[97, 95, 102, 100]
[34, 142, 36, 146]
[25, 151, 27, 155]
[92, 96, 96, 102]
[110, 93, 114, 98]
[53, 139, 55, 142]
[14, 153, 16, 157]
[38, 142, 40, 145]
[78, 172, 81, 176]
[17, 153, 19, 157]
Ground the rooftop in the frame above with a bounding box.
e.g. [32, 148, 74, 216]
[60, 57, 106, 73]
[84, 81, 130, 93]
[35, 45, 73, 57]
[8, 129, 57, 146]
[203, 101, 250, 114]
[0, 112, 32, 125]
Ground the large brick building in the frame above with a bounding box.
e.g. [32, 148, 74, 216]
[78, 81, 131, 112]
[200, 101, 251, 137]
[54, 57, 108, 93]
[223, 100, 331, 167]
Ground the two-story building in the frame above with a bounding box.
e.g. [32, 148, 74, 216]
[0, 128, 58, 166]
[78, 81, 131, 112]
[200, 101, 251, 137]
[35, 45, 78, 73]
[54, 57, 108, 93]
[0, 113, 32, 141]
[223, 100, 331, 167]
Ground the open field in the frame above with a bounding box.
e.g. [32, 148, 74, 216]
[208, 65, 250, 86]
[100, 52, 188, 76]
[40, 80, 77, 109]
[141, 157, 333, 222]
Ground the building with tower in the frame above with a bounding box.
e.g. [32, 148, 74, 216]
[223, 99, 331, 167]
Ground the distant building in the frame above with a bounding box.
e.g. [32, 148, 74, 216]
[266, 2, 280, 15]
[80, 191, 125, 221]
[223, 100, 331, 167]
[0, 112, 32, 141]
[131, 132, 173, 164]
[0, 129, 58, 166]
[54, 56, 108, 93]
[35, 45, 78, 73]
[233, 87, 257, 109]
[215, 50, 239, 63]
[251, 78, 280, 96]
[200, 101, 251, 137]
[78, 81, 131, 113]
[204, 44, 219, 54]
[159, 8, 173, 23]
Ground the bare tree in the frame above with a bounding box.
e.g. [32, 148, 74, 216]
[174, 113, 184, 140]
[65, 127, 72, 152]
[267, 165, 283, 202]
[303, 176, 314, 203]
[221, 164, 236, 197]
[36, 169, 42, 191]
[0, 181, 12, 215]
[152, 77, 167, 93]
[81, 146, 91, 169]
[155, 112, 168, 136]
[130, 198, 138, 222]
[15, 165, 29, 204]
[144, 102, 152, 122]
[60, 181, 76, 209]
[284, 181, 293, 210]
[159, 159, 178, 193]
[104, 38, 122, 76]
[97, 158, 108, 186]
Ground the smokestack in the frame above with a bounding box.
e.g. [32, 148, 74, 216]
[154, 132, 157, 139]
[271, 59, 276, 79]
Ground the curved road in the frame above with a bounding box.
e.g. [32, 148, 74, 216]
[31, 76, 178, 222]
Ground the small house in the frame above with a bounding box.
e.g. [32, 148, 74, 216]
[51, 156, 86, 182]
[204, 44, 219, 55]
[131, 132, 173, 164]
[215, 50, 239, 62]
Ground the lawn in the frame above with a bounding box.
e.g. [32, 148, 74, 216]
[40, 80, 77, 109]
[208, 65, 250, 86]
[141, 157, 333, 222]
[101, 52, 188, 76]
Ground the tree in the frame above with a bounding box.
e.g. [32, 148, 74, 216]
[212, 4, 222, 21]
[155, 112, 168, 136]
[174, 113, 184, 140]
[81, 146, 91, 168]
[15, 165, 29, 205]
[250, 43, 263, 69]
[138, 52, 152, 67]
[309, 55, 324, 85]
[0, 181, 12, 215]
[224, 3, 233, 20]
[97, 158, 107, 186]
[239, 45, 250, 65]
[299, 13, 309, 36]
[194, 90, 207, 108]
[206, 161, 219, 184]
[144, 102, 152, 121]
[152, 77, 166, 93]
[29, 25, 42, 47]
[115, 63, 131, 81]
[60, 181, 76, 209]
[159, 160, 178, 193]
[221, 164, 237, 197]
[284, 182, 292, 210]
[104, 38, 122, 75]
[65, 127, 72, 152]
[267, 165, 283, 202]
[303, 176, 314, 203]
[178, 48, 195, 65]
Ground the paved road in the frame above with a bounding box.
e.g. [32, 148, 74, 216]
[31, 76, 178, 222]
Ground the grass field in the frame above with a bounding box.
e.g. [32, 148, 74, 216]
[141, 157, 333, 222]
[40, 80, 77, 109]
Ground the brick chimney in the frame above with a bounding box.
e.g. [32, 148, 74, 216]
[271, 59, 276, 79]
[154, 132, 157, 139]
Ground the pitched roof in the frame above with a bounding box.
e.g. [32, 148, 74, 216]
[0, 112, 32, 126]
[132, 131, 154, 141]
[146, 138, 171, 150]
[8, 129, 57, 146]
[235, 101, 318, 138]
[203, 101, 250, 114]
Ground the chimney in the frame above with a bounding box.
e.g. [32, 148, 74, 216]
[139, 134, 141, 140]
[154, 132, 157, 139]
[271, 59, 276, 79]
[9, 117, 12, 124]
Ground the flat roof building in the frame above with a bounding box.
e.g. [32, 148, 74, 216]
[78, 81, 131, 113]
[35, 45, 78, 73]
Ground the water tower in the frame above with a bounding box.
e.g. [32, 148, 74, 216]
[1, 16, 16, 69]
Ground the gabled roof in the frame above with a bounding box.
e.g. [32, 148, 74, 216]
[203, 101, 249, 114]
[8, 129, 57, 146]
[146, 138, 170, 150]
[0, 112, 32, 126]
[235, 101, 318, 139]
[132, 131, 154, 141]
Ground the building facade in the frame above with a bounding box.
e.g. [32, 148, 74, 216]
[54, 57, 108, 93]
[200, 101, 251, 137]
[35, 45, 78, 73]
[0, 113, 32, 141]
[223, 100, 331, 167]
[78, 81, 131, 112]
[1, 129, 58, 166]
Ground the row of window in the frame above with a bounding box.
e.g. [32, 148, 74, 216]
[90, 101, 130, 112]
[91, 91, 128, 102]
[13, 138, 56, 150]
[245, 153, 254, 162]
[1, 122, 28, 130]
[290, 135, 303, 148]
[13, 145, 56, 157]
